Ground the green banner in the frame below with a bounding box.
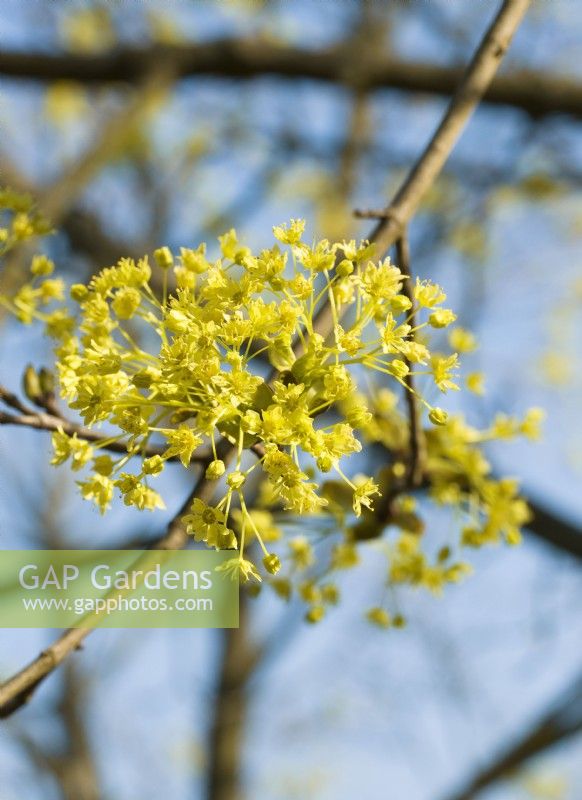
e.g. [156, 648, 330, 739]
[0, 550, 239, 628]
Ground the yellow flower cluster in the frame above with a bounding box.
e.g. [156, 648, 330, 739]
[0, 192, 542, 623]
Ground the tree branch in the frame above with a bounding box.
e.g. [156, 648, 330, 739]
[0, 384, 269, 463]
[204, 592, 260, 800]
[1, 31, 580, 120]
[439, 671, 582, 800]
[311, 0, 531, 338]
[524, 498, 582, 560]
[0, 436, 233, 719]
[0, 385, 208, 462]
[395, 232, 426, 487]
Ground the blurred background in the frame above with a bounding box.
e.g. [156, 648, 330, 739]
[0, 2, 581, 799]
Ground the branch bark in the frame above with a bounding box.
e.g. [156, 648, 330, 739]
[439, 671, 582, 800]
[395, 232, 426, 488]
[0, 437, 232, 718]
[1, 31, 579, 120]
[311, 0, 531, 338]
[524, 498, 582, 560]
[204, 592, 261, 800]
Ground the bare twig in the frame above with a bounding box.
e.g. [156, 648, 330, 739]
[0, 384, 33, 415]
[395, 233, 426, 487]
[0, 387, 208, 462]
[354, 208, 402, 220]
[0, 386, 265, 464]
[312, 0, 532, 342]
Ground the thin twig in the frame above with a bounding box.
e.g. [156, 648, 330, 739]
[396, 233, 426, 488]
[0, 384, 34, 415]
[0, 386, 265, 464]
[0, 390, 207, 462]
[311, 0, 531, 343]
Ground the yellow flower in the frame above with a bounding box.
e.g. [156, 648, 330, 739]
[414, 279, 446, 308]
[163, 425, 203, 467]
[50, 429, 93, 471]
[272, 218, 305, 245]
[183, 499, 223, 543]
[466, 372, 485, 395]
[331, 542, 359, 569]
[366, 607, 391, 628]
[448, 326, 477, 353]
[112, 287, 141, 319]
[216, 557, 261, 583]
[78, 475, 114, 514]
[431, 353, 460, 392]
[30, 254, 54, 277]
[428, 309, 456, 328]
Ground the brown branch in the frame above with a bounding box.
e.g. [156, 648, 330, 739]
[439, 671, 582, 800]
[0, 392, 209, 462]
[8, 479, 101, 799]
[205, 591, 261, 800]
[521, 497, 582, 560]
[0, 0, 530, 717]
[0, 437, 233, 719]
[369, 1, 531, 257]
[311, 0, 531, 342]
[1, 32, 580, 120]
[0, 401, 265, 463]
[395, 232, 426, 487]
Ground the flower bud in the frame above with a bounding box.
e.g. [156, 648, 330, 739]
[390, 295, 412, 314]
[263, 553, 281, 575]
[30, 254, 54, 277]
[305, 605, 325, 624]
[22, 364, 42, 404]
[38, 367, 55, 396]
[428, 407, 448, 426]
[246, 582, 262, 598]
[366, 607, 391, 628]
[438, 546, 451, 563]
[70, 284, 89, 302]
[132, 369, 155, 389]
[205, 459, 226, 480]
[388, 359, 409, 379]
[142, 455, 164, 475]
[321, 583, 339, 604]
[217, 526, 236, 549]
[226, 470, 246, 490]
[271, 578, 292, 600]
[336, 259, 354, 277]
[154, 246, 173, 270]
